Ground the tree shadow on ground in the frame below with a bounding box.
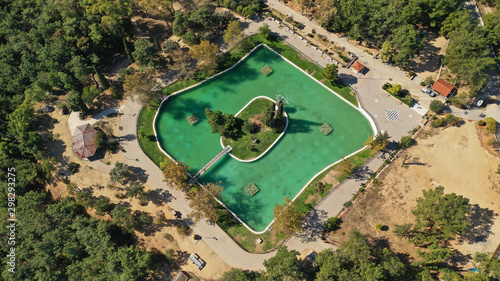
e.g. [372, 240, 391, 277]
[350, 165, 373, 182]
[176, 250, 192, 266]
[130, 166, 149, 183]
[449, 249, 473, 269]
[88, 147, 106, 161]
[116, 134, 136, 142]
[412, 31, 442, 75]
[117, 201, 132, 208]
[338, 73, 358, 86]
[148, 188, 175, 206]
[457, 204, 497, 244]
[296, 209, 329, 243]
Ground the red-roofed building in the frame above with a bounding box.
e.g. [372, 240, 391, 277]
[431, 78, 456, 97]
[351, 61, 365, 74]
[72, 124, 97, 159]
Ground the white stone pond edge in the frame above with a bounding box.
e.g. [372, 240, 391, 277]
[219, 96, 289, 163]
[153, 43, 378, 235]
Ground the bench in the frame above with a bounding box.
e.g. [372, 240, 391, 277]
[189, 253, 206, 270]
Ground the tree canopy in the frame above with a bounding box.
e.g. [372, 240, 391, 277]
[205, 108, 242, 139]
[1, 192, 156, 280]
[223, 20, 246, 49]
[410, 186, 470, 247]
[323, 64, 339, 83]
[263, 245, 304, 280]
[273, 197, 303, 236]
[190, 40, 220, 74]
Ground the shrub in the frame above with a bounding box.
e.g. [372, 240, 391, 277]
[382, 83, 391, 90]
[314, 181, 325, 193]
[324, 217, 342, 232]
[478, 120, 486, 126]
[344, 201, 352, 208]
[94, 128, 107, 149]
[107, 141, 119, 152]
[429, 100, 445, 113]
[388, 84, 402, 95]
[399, 136, 414, 149]
[69, 162, 80, 173]
[375, 223, 383, 230]
[443, 114, 460, 126]
[487, 138, 497, 146]
[485, 117, 497, 132]
[431, 119, 444, 128]
[176, 224, 191, 236]
[163, 233, 174, 242]
[408, 71, 415, 77]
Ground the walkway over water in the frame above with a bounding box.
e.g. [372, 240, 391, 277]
[189, 145, 232, 184]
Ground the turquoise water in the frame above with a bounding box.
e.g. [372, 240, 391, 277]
[155, 46, 373, 232]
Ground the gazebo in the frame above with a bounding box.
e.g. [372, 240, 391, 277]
[351, 61, 365, 74]
[72, 124, 97, 159]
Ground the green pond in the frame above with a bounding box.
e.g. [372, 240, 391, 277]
[155, 46, 374, 232]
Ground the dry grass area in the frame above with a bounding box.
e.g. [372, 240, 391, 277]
[41, 101, 231, 280]
[329, 122, 500, 269]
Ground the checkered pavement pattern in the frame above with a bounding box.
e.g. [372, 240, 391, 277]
[385, 110, 400, 121]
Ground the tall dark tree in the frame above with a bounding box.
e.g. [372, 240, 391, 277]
[94, 65, 110, 89]
[123, 38, 135, 63]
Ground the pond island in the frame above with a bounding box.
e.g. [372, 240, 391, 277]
[206, 97, 288, 161]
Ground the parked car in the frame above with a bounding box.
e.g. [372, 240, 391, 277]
[421, 87, 436, 97]
[476, 99, 484, 107]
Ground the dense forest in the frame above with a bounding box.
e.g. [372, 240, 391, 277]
[312, 0, 499, 97]
[0, 0, 158, 279]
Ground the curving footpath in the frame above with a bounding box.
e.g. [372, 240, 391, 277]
[118, 99, 393, 269]
[119, 100, 273, 270]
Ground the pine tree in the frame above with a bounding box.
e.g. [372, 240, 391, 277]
[94, 65, 110, 89]
[123, 38, 135, 63]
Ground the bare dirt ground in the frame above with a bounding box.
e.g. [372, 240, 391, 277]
[413, 30, 448, 81]
[40, 101, 231, 280]
[478, 2, 496, 15]
[329, 122, 500, 269]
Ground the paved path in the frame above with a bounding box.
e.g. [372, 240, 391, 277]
[119, 101, 274, 270]
[256, 15, 423, 140]
[117, 99, 392, 269]
[111, 13, 423, 269]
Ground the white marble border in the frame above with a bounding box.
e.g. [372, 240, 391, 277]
[152, 43, 377, 234]
[220, 96, 289, 163]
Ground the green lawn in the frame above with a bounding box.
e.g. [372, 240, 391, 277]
[222, 98, 284, 160]
[137, 106, 169, 167]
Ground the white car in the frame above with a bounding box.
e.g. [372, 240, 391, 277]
[421, 87, 436, 97]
